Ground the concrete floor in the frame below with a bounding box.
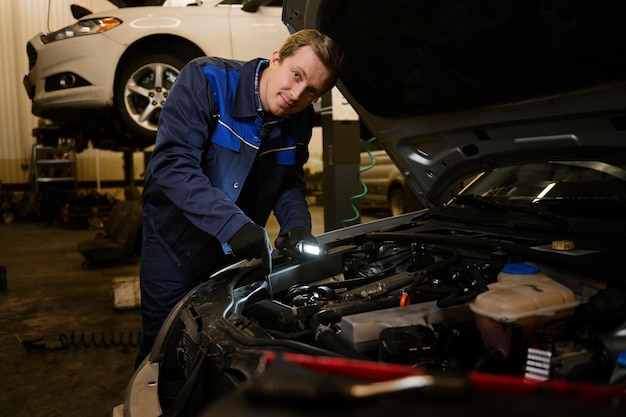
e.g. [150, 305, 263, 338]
[0, 204, 375, 417]
[0, 220, 142, 417]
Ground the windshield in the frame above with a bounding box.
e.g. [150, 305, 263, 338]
[458, 161, 626, 204]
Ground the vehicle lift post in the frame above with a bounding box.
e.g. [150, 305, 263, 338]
[121, 148, 151, 188]
[320, 90, 362, 231]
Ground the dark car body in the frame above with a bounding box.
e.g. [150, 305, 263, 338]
[123, 1, 626, 416]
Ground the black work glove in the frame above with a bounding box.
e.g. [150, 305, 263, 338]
[228, 223, 272, 263]
[275, 227, 321, 260]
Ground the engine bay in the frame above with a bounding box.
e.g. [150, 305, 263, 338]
[242, 235, 626, 385]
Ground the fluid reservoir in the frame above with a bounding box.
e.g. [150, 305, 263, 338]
[497, 263, 545, 282]
[469, 263, 579, 359]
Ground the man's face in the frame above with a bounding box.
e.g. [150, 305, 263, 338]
[259, 45, 333, 117]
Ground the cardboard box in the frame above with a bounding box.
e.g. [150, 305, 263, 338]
[112, 275, 140, 309]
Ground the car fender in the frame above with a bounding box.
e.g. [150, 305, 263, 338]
[94, 4, 287, 62]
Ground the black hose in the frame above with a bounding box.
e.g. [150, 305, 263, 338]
[58, 330, 142, 348]
[405, 246, 461, 295]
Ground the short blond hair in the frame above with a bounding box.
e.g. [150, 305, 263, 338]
[279, 29, 344, 92]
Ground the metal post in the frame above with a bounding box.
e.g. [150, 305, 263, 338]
[321, 89, 362, 231]
[122, 149, 134, 187]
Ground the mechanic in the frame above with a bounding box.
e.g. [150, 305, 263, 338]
[135, 29, 343, 368]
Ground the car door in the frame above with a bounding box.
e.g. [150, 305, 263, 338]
[226, 0, 289, 60]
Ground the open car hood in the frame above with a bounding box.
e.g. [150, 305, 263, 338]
[283, 0, 626, 209]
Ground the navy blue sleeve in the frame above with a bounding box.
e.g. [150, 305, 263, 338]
[148, 59, 251, 247]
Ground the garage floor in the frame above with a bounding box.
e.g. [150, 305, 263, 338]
[0, 204, 366, 417]
[0, 220, 143, 417]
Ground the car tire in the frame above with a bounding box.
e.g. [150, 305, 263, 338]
[114, 53, 189, 149]
[388, 186, 405, 216]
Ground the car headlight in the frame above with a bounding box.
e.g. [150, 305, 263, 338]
[41, 17, 122, 44]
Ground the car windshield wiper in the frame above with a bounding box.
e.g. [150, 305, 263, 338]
[532, 197, 626, 209]
[452, 194, 504, 210]
[451, 194, 568, 227]
[531, 197, 626, 218]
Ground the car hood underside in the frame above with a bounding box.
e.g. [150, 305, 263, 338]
[283, 0, 626, 208]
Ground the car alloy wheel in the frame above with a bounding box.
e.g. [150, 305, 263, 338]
[115, 53, 188, 148]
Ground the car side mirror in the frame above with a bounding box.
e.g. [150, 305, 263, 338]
[242, 0, 276, 13]
[70, 4, 92, 19]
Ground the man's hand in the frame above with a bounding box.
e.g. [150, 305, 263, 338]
[275, 227, 320, 259]
[229, 223, 272, 262]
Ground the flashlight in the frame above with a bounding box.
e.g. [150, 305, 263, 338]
[295, 241, 325, 257]
[280, 241, 327, 260]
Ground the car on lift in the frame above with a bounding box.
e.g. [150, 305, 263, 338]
[23, 0, 287, 151]
[122, 1, 626, 416]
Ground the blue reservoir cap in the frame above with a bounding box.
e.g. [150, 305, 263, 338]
[618, 352, 626, 367]
[502, 263, 540, 275]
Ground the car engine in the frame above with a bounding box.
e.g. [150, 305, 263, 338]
[243, 234, 626, 385]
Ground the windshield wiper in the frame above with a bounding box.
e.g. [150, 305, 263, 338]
[451, 194, 506, 210]
[451, 194, 569, 227]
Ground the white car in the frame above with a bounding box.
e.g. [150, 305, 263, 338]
[23, 0, 288, 151]
[359, 149, 417, 216]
